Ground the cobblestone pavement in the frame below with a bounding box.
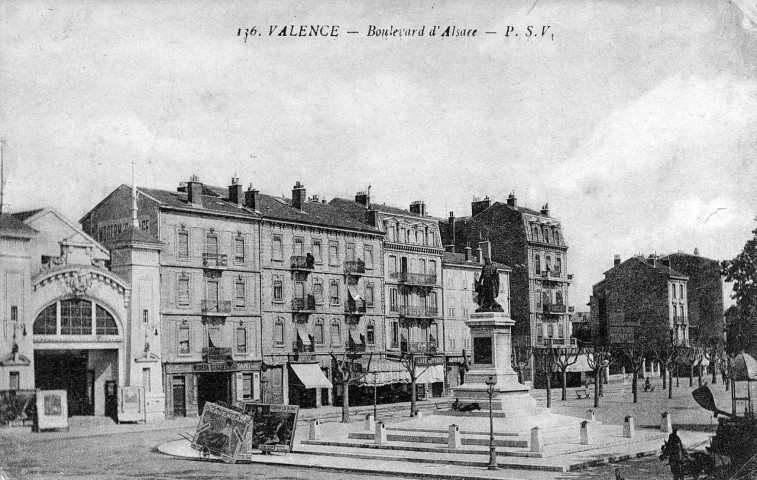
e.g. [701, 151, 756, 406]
[0, 375, 729, 480]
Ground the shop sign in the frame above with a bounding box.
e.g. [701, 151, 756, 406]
[192, 402, 253, 463]
[241, 403, 299, 453]
[165, 361, 261, 374]
[414, 356, 445, 366]
[446, 356, 465, 364]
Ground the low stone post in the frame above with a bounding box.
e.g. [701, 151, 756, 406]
[580, 420, 593, 445]
[530, 427, 543, 453]
[415, 410, 423, 419]
[623, 416, 635, 438]
[448, 424, 461, 449]
[585, 409, 596, 421]
[308, 419, 321, 441]
[364, 413, 375, 432]
[375, 421, 387, 445]
[661, 412, 672, 433]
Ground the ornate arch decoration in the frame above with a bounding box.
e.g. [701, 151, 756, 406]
[33, 266, 130, 308]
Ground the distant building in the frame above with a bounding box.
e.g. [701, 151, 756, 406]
[440, 193, 573, 380]
[591, 255, 690, 347]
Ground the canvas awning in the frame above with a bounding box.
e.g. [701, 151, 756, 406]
[289, 362, 332, 389]
[349, 328, 362, 345]
[732, 353, 757, 381]
[296, 325, 311, 347]
[415, 364, 445, 384]
[207, 328, 222, 348]
[348, 285, 363, 302]
[356, 359, 411, 386]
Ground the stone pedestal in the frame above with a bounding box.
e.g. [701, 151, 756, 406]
[451, 312, 536, 414]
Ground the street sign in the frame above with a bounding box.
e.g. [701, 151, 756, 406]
[610, 326, 635, 343]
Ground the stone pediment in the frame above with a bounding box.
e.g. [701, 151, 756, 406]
[0, 350, 31, 367]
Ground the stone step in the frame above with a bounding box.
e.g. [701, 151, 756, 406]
[348, 430, 529, 448]
[68, 416, 116, 427]
[387, 426, 519, 437]
[302, 439, 539, 458]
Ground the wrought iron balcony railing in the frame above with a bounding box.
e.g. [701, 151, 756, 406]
[290, 255, 315, 271]
[543, 303, 567, 314]
[201, 300, 232, 314]
[398, 305, 439, 318]
[202, 253, 228, 268]
[346, 299, 367, 315]
[292, 295, 316, 312]
[401, 341, 437, 353]
[202, 347, 232, 362]
[390, 272, 437, 286]
[344, 260, 366, 275]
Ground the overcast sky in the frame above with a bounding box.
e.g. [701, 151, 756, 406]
[2, 0, 756, 309]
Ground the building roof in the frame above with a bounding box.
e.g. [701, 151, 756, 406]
[11, 209, 44, 222]
[443, 251, 510, 270]
[0, 213, 37, 237]
[662, 251, 720, 264]
[329, 197, 428, 221]
[607, 256, 688, 279]
[140, 184, 382, 235]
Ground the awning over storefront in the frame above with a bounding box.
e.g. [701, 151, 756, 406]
[732, 353, 757, 381]
[349, 328, 363, 345]
[348, 285, 363, 302]
[296, 325, 311, 347]
[355, 359, 411, 386]
[290, 362, 332, 389]
[415, 364, 445, 384]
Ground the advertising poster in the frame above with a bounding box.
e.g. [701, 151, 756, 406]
[191, 402, 252, 463]
[242, 403, 299, 453]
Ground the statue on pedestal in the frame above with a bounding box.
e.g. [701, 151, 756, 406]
[476, 259, 504, 313]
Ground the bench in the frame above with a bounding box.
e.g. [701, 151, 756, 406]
[575, 389, 590, 399]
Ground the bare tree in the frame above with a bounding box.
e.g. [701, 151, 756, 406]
[652, 339, 684, 399]
[553, 346, 581, 401]
[394, 352, 432, 417]
[512, 345, 534, 385]
[535, 346, 558, 408]
[586, 346, 614, 408]
[620, 342, 647, 404]
[330, 351, 373, 423]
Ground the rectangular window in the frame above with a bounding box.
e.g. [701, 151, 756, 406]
[365, 284, 374, 307]
[330, 321, 341, 346]
[274, 320, 284, 345]
[367, 323, 375, 345]
[429, 260, 436, 277]
[364, 246, 373, 269]
[419, 259, 426, 275]
[272, 235, 283, 261]
[555, 257, 562, 275]
[242, 373, 252, 399]
[312, 240, 322, 264]
[557, 323, 564, 338]
[293, 237, 304, 256]
[390, 288, 398, 311]
[140, 219, 149, 231]
[536, 289, 542, 308]
[672, 284, 676, 299]
[9, 372, 19, 391]
[206, 234, 219, 256]
[535, 254, 541, 274]
[273, 278, 283, 302]
[294, 280, 304, 299]
[236, 327, 247, 354]
[313, 279, 324, 304]
[329, 280, 339, 305]
[178, 276, 190, 306]
[178, 230, 189, 258]
[142, 368, 151, 392]
[391, 321, 399, 348]
[346, 243, 356, 262]
[429, 291, 437, 309]
[329, 241, 339, 266]
[178, 325, 190, 354]
[389, 255, 397, 275]
[389, 225, 396, 242]
[235, 281, 246, 308]
[10, 306, 17, 323]
[142, 309, 149, 323]
[314, 322, 324, 345]
[547, 323, 554, 337]
[235, 238, 245, 264]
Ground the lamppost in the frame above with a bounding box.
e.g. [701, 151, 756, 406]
[485, 376, 498, 470]
[373, 372, 378, 420]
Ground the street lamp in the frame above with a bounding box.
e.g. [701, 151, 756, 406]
[373, 372, 378, 420]
[485, 376, 498, 470]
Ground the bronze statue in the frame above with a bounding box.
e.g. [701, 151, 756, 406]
[476, 259, 504, 312]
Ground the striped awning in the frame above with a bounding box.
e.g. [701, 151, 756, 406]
[355, 359, 411, 386]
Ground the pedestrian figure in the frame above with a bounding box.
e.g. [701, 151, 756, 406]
[660, 427, 687, 480]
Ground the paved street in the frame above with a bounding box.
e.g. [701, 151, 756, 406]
[0, 374, 729, 480]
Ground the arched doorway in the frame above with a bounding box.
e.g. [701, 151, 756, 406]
[33, 298, 123, 417]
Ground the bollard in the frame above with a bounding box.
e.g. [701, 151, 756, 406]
[580, 420, 593, 445]
[661, 412, 672, 433]
[364, 413, 375, 432]
[585, 409, 596, 421]
[623, 416, 635, 438]
[448, 424, 461, 449]
[308, 419, 321, 441]
[530, 426, 543, 453]
[415, 410, 423, 419]
[375, 421, 387, 445]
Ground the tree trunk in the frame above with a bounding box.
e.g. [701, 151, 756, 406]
[593, 372, 600, 408]
[689, 365, 694, 387]
[410, 378, 417, 416]
[711, 361, 717, 384]
[561, 370, 567, 401]
[546, 373, 552, 408]
[676, 366, 679, 387]
[698, 364, 703, 387]
[341, 380, 350, 423]
[599, 368, 605, 397]
[668, 369, 673, 399]
[632, 369, 638, 404]
[662, 365, 667, 389]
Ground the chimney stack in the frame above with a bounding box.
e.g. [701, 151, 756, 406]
[228, 176, 243, 206]
[694, 247, 699, 256]
[187, 175, 203, 208]
[355, 189, 370, 207]
[409, 201, 426, 217]
[471, 196, 491, 216]
[506, 192, 517, 207]
[244, 184, 260, 212]
[478, 240, 491, 264]
[292, 181, 306, 210]
[464, 244, 472, 261]
[446, 211, 456, 253]
[540, 203, 550, 216]
[614, 255, 621, 266]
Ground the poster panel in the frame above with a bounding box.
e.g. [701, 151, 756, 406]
[242, 402, 299, 452]
[191, 402, 252, 463]
[117, 386, 145, 423]
[35, 389, 68, 431]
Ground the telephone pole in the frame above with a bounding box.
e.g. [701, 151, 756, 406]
[0, 138, 5, 215]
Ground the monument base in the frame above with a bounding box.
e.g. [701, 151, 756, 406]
[451, 311, 537, 415]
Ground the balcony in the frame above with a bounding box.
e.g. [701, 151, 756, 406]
[290, 255, 315, 272]
[291, 341, 315, 354]
[398, 305, 438, 318]
[201, 300, 232, 315]
[292, 295, 316, 313]
[543, 303, 567, 314]
[202, 253, 228, 269]
[202, 347, 232, 363]
[390, 272, 437, 286]
[401, 340, 437, 354]
[344, 260, 366, 276]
